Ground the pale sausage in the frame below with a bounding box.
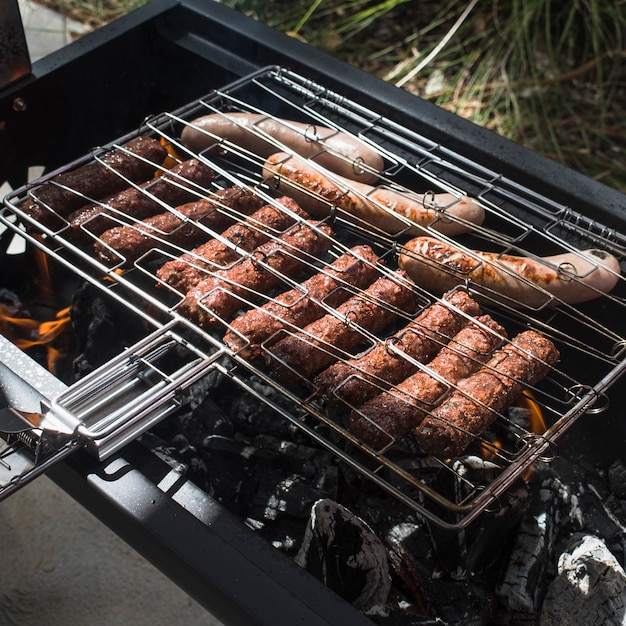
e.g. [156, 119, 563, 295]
[262, 152, 484, 236]
[398, 236, 621, 306]
[181, 112, 383, 183]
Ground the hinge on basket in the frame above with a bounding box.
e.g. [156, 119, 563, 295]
[0, 321, 220, 502]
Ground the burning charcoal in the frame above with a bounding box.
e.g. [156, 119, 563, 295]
[295, 499, 391, 613]
[540, 533, 626, 626]
[495, 467, 581, 620]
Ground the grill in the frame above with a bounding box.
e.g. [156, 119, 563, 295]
[1, 1, 626, 623]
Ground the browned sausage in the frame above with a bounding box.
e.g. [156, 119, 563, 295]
[223, 245, 382, 358]
[94, 186, 264, 265]
[20, 137, 167, 229]
[156, 197, 308, 292]
[314, 289, 483, 406]
[347, 315, 506, 448]
[415, 329, 560, 458]
[69, 158, 215, 242]
[262, 152, 484, 236]
[265, 271, 419, 384]
[179, 219, 334, 327]
[181, 112, 384, 183]
[398, 236, 621, 306]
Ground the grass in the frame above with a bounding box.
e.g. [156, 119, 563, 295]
[38, 0, 626, 193]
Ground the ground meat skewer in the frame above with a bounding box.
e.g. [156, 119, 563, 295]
[314, 289, 482, 406]
[20, 137, 167, 228]
[156, 197, 308, 293]
[224, 245, 382, 358]
[179, 219, 334, 327]
[266, 271, 419, 384]
[69, 157, 215, 242]
[348, 314, 506, 448]
[415, 329, 560, 458]
[93, 186, 264, 266]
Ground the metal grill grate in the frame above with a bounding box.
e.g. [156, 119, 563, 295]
[2, 66, 625, 528]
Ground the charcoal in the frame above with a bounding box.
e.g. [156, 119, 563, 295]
[384, 522, 433, 616]
[609, 460, 626, 499]
[495, 468, 579, 620]
[71, 283, 148, 376]
[295, 499, 391, 613]
[540, 533, 626, 626]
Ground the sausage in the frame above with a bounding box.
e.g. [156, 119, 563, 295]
[94, 186, 264, 265]
[398, 236, 621, 306]
[347, 315, 506, 448]
[179, 220, 334, 327]
[314, 289, 483, 406]
[69, 158, 215, 242]
[20, 137, 167, 228]
[262, 152, 484, 236]
[265, 271, 419, 384]
[181, 112, 383, 183]
[415, 329, 560, 458]
[156, 197, 308, 292]
[223, 245, 382, 358]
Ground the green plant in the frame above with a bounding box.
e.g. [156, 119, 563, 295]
[42, 0, 626, 191]
[227, 0, 626, 191]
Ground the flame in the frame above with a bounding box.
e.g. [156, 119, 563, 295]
[518, 392, 546, 434]
[1, 306, 72, 373]
[479, 392, 546, 479]
[0, 245, 72, 374]
[159, 137, 180, 170]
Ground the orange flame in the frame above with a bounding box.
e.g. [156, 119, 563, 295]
[1, 246, 72, 374]
[518, 392, 546, 434]
[1, 306, 71, 373]
[480, 392, 546, 480]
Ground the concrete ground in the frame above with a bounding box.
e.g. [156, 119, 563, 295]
[0, 476, 220, 625]
[1, 3, 223, 624]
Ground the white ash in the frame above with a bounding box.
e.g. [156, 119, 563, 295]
[540, 533, 626, 626]
[496, 471, 582, 616]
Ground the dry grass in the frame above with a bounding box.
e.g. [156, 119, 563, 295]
[37, 0, 626, 193]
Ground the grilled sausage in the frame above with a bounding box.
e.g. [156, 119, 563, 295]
[179, 219, 334, 327]
[266, 271, 419, 384]
[181, 112, 384, 183]
[262, 152, 484, 236]
[94, 186, 264, 265]
[20, 137, 167, 229]
[156, 197, 307, 293]
[314, 289, 483, 406]
[398, 236, 621, 306]
[415, 329, 560, 458]
[69, 158, 215, 242]
[348, 315, 506, 448]
[223, 245, 382, 358]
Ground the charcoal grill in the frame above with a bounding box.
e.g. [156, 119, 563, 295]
[1, 1, 626, 623]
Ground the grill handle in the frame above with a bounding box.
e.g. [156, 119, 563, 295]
[0, 321, 220, 500]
